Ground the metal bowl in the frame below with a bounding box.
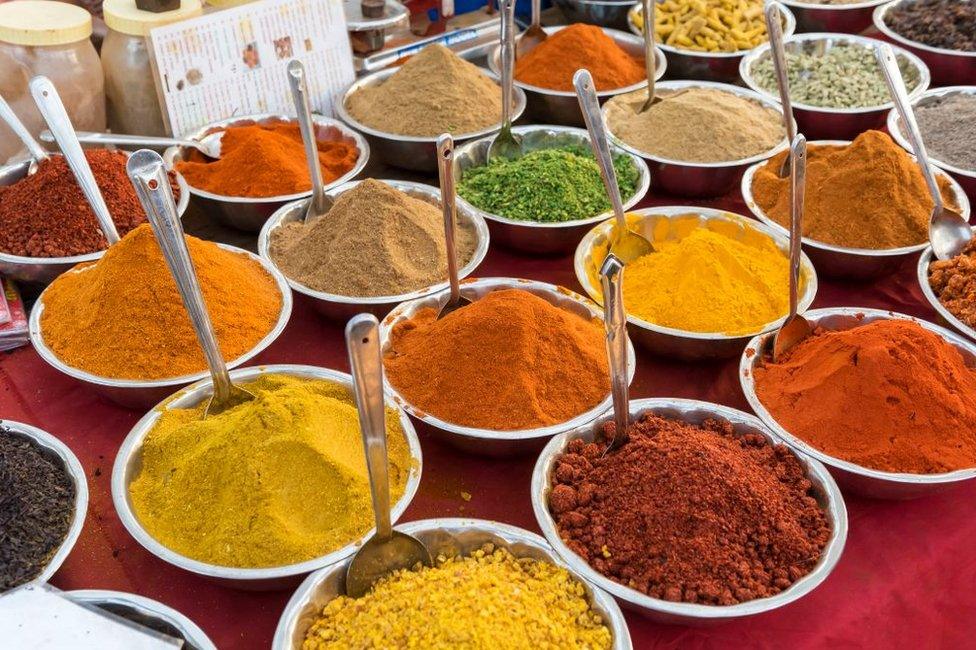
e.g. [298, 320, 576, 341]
[739, 32, 930, 140]
[453, 125, 649, 255]
[531, 398, 848, 624]
[886, 86, 976, 198]
[0, 419, 88, 587]
[162, 113, 369, 233]
[628, 2, 797, 82]
[66, 590, 216, 650]
[258, 179, 490, 321]
[553, 0, 637, 30]
[335, 67, 526, 172]
[741, 140, 971, 279]
[603, 80, 790, 198]
[29, 244, 293, 410]
[873, 0, 976, 87]
[574, 207, 818, 360]
[0, 154, 190, 286]
[487, 26, 665, 127]
[379, 277, 637, 456]
[740, 307, 976, 498]
[917, 234, 976, 344]
[778, 0, 888, 34]
[272, 517, 632, 650]
[110, 364, 424, 590]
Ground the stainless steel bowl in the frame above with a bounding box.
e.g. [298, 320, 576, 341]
[29, 244, 293, 410]
[335, 67, 526, 172]
[453, 125, 649, 255]
[917, 234, 976, 344]
[602, 80, 790, 198]
[0, 154, 190, 286]
[0, 419, 88, 587]
[258, 179, 490, 321]
[272, 517, 632, 650]
[110, 364, 424, 590]
[553, 0, 637, 30]
[740, 307, 976, 498]
[574, 207, 818, 360]
[531, 398, 848, 624]
[739, 32, 930, 141]
[628, 2, 797, 82]
[873, 0, 976, 87]
[379, 277, 637, 456]
[886, 86, 976, 198]
[162, 113, 369, 233]
[487, 26, 665, 127]
[66, 590, 216, 650]
[741, 140, 971, 279]
[778, 0, 888, 34]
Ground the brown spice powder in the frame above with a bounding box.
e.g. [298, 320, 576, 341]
[929, 239, 976, 330]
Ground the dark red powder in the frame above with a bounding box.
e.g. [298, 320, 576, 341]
[549, 413, 831, 605]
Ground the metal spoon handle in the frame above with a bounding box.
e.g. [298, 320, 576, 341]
[500, 0, 515, 132]
[436, 134, 462, 307]
[287, 60, 329, 215]
[43, 131, 200, 151]
[530, 0, 541, 28]
[0, 93, 48, 162]
[788, 134, 806, 321]
[346, 313, 392, 541]
[574, 69, 626, 231]
[765, 2, 795, 145]
[30, 76, 120, 245]
[126, 149, 233, 403]
[642, 0, 656, 103]
[600, 254, 629, 438]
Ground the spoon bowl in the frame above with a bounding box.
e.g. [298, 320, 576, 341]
[516, 0, 547, 57]
[487, 0, 523, 163]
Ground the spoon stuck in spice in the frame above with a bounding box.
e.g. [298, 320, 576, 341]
[486, 0, 523, 163]
[515, 0, 547, 57]
[41, 130, 227, 160]
[435, 134, 473, 320]
[287, 59, 334, 222]
[0, 91, 49, 175]
[638, 0, 661, 112]
[600, 254, 631, 452]
[764, 1, 797, 179]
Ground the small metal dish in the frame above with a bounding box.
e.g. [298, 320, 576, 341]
[162, 113, 369, 233]
[335, 67, 526, 172]
[531, 398, 848, 624]
[552, 0, 637, 30]
[778, 0, 888, 34]
[0, 154, 190, 286]
[602, 80, 790, 197]
[574, 207, 818, 360]
[916, 234, 976, 343]
[0, 419, 88, 587]
[740, 307, 976, 498]
[873, 0, 976, 87]
[741, 140, 971, 279]
[453, 125, 649, 255]
[628, 2, 797, 82]
[28, 244, 293, 410]
[379, 277, 637, 456]
[272, 517, 632, 649]
[739, 32, 930, 140]
[258, 179, 490, 321]
[66, 590, 216, 650]
[110, 364, 423, 590]
[486, 26, 665, 127]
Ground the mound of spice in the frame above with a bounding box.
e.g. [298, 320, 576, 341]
[174, 121, 359, 198]
[129, 374, 413, 568]
[634, 0, 770, 52]
[1, 424, 76, 592]
[605, 87, 784, 162]
[754, 319, 976, 474]
[270, 179, 477, 297]
[549, 413, 830, 605]
[514, 23, 644, 91]
[304, 544, 611, 649]
[345, 45, 502, 137]
[40, 224, 281, 380]
[0, 149, 180, 258]
[885, 0, 976, 52]
[384, 289, 610, 430]
[915, 94, 976, 171]
[752, 130, 958, 249]
[457, 145, 639, 222]
[929, 239, 976, 330]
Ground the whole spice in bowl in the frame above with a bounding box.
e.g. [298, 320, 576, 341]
[884, 0, 976, 52]
[928, 240, 976, 330]
[643, 0, 771, 52]
[914, 94, 976, 171]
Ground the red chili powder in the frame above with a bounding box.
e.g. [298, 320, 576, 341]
[549, 413, 830, 605]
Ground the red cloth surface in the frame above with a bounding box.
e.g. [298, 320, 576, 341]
[1, 189, 974, 649]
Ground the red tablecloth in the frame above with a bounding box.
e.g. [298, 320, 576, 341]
[2, 189, 974, 649]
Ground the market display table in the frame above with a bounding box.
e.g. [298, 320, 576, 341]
[1, 189, 974, 649]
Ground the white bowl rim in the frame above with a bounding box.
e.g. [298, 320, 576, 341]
[885, 85, 976, 178]
[873, 0, 976, 60]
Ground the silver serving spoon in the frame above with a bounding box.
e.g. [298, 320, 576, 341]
[126, 149, 256, 418]
[344, 313, 431, 598]
[771, 134, 813, 362]
[41, 130, 227, 159]
[0, 92, 50, 174]
[515, 0, 546, 57]
[29, 76, 120, 245]
[574, 69, 654, 263]
[876, 43, 971, 261]
[287, 60, 333, 221]
[639, 0, 661, 111]
[600, 254, 630, 452]
[765, 1, 797, 178]
[487, 0, 522, 163]
[435, 134, 472, 319]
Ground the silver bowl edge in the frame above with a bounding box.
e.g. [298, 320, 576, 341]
[917, 235, 976, 344]
[777, 0, 889, 35]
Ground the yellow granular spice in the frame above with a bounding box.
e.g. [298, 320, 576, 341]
[303, 545, 613, 649]
[129, 374, 413, 568]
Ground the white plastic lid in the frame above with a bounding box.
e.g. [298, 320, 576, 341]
[103, 0, 202, 36]
[0, 0, 92, 46]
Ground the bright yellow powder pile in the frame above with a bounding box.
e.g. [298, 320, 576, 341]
[129, 373, 413, 568]
[303, 545, 613, 649]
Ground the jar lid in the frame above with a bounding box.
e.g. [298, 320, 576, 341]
[0, 1, 92, 46]
[103, 0, 202, 36]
